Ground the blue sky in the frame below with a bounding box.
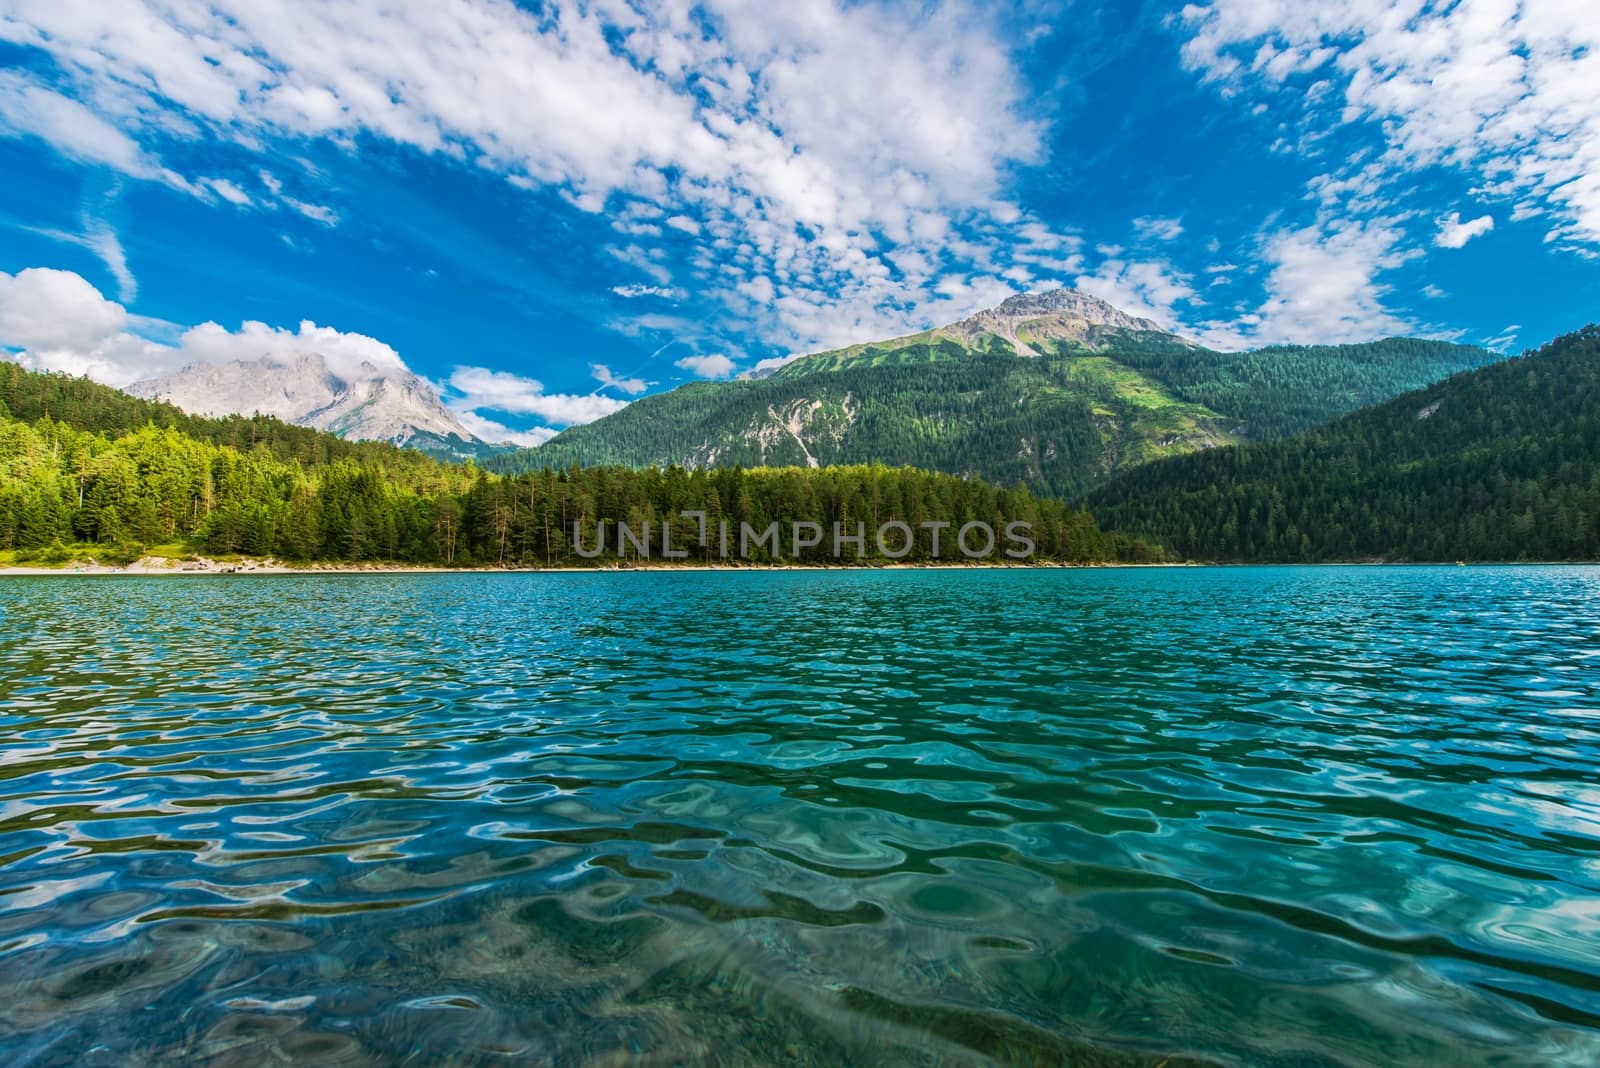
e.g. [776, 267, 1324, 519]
[2, 0, 1598, 445]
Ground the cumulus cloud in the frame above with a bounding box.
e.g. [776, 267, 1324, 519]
[1434, 211, 1494, 249]
[590, 363, 648, 395]
[176, 319, 407, 380]
[0, 0, 1072, 352]
[0, 266, 128, 353]
[674, 353, 737, 379]
[452, 410, 560, 449]
[445, 366, 629, 425]
[1190, 218, 1420, 350]
[1180, 0, 1600, 247]
[0, 266, 612, 442]
[0, 267, 418, 386]
[0, 267, 187, 385]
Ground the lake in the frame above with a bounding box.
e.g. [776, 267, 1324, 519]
[2, 567, 1598, 1065]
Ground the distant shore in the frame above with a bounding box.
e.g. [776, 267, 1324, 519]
[4, 557, 1593, 576]
[0, 553, 1183, 576]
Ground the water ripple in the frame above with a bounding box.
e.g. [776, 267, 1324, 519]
[2, 567, 1599, 1065]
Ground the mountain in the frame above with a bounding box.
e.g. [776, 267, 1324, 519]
[486, 289, 1495, 496]
[746, 289, 1173, 378]
[0, 358, 462, 477]
[1086, 325, 1600, 561]
[0, 357, 1148, 566]
[127, 353, 501, 462]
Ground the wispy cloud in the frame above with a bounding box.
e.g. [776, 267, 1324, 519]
[31, 215, 137, 302]
[590, 363, 648, 395]
[1482, 324, 1520, 352]
[1180, 1, 1600, 248]
[611, 283, 684, 300]
[0, 0, 1075, 352]
[1133, 216, 1184, 242]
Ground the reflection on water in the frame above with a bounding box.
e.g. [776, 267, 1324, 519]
[1, 567, 1598, 1065]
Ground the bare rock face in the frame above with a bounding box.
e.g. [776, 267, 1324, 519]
[941, 289, 1171, 355]
[129, 352, 484, 447]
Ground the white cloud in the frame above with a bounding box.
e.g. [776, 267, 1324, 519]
[1133, 216, 1184, 242]
[206, 177, 253, 206]
[446, 365, 629, 425]
[0, 268, 185, 385]
[452, 409, 559, 448]
[283, 197, 337, 226]
[590, 363, 648, 395]
[177, 318, 407, 380]
[611, 283, 684, 300]
[1074, 258, 1196, 330]
[0, 0, 1068, 353]
[1181, 0, 1600, 247]
[1190, 218, 1420, 350]
[0, 267, 128, 353]
[608, 244, 673, 287]
[0, 71, 172, 184]
[0, 266, 608, 443]
[675, 353, 737, 379]
[32, 216, 137, 301]
[741, 353, 803, 377]
[10, 307, 415, 388]
[85, 221, 136, 302]
[1482, 324, 1519, 352]
[1434, 211, 1494, 249]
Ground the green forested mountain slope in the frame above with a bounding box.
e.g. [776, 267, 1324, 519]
[0, 360, 467, 480]
[0, 360, 1147, 565]
[487, 290, 1492, 495]
[1109, 336, 1495, 440]
[492, 349, 1235, 498]
[1086, 325, 1600, 562]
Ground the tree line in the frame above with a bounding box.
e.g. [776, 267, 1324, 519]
[1087, 326, 1600, 561]
[0, 368, 1158, 565]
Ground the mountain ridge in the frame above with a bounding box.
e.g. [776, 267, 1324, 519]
[1086, 324, 1600, 561]
[127, 352, 500, 462]
[487, 288, 1496, 495]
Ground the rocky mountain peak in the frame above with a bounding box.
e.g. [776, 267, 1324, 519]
[128, 351, 486, 449]
[987, 289, 1165, 332]
[944, 287, 1173, 355]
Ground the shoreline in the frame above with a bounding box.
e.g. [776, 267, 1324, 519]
[0, 558, 1181, 576]
[2, 558, 1596, 576]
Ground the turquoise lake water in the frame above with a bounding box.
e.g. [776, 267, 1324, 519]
[1, 567, 1598, 1065]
